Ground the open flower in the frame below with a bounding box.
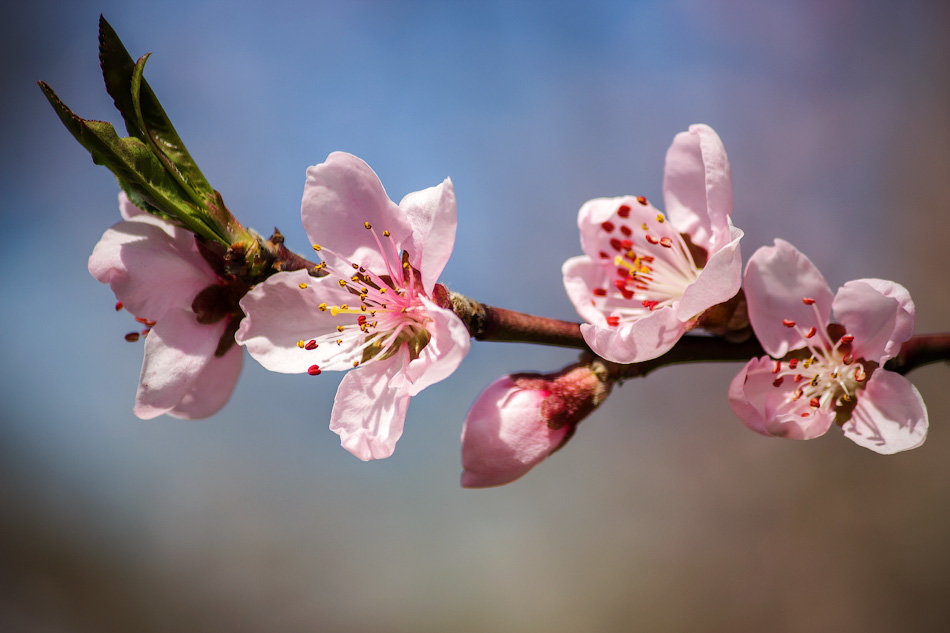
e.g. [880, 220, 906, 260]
[563, 124, 743, 363]
[236, 152, 470, 460]
[729, 239, 927, 454]
[88, 193, 244, 419]
[461, 363, 610, 488]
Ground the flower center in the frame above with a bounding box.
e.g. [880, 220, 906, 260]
[770, 297, 869, 419]
[300, 221, 431, 375]
[592, 198, 703, 325]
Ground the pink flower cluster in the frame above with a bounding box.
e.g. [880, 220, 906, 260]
[88, 125, 928, 488]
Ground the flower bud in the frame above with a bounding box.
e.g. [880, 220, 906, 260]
[461, 363, 611, 488]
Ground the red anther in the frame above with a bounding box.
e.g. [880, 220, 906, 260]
[800, 412, 810, 418]
[140, 328, 150, 336]
[601, 221, 615, 232]
[641, 255, 655, 263]
[124, 332, 140, 342]
[135, 316, 149, 325]
[840, 335, 854, 344]
[772, 360, 782, 374]
[606, 316, 620, 327]
[788, 358, 799, 369]
[613, 279, 628, 290]
[621, 239, 633, 249]
[641, 300, 659, 310]
[635, 283, 650, 290]
[782, 319, 796, 328]
[617, 204, 631, 218]
[793, 388, 804, 399]
[842, 353, 853, 365]
[619, 225, 632, 237]
[793, 374, 804, 383]
[645, 234, 659, 245]
[308, 365, 322, 376]
[772, 377, 784, 387]
[593, 288, 608, 297]
[809, 397, 820, 408]
[854, 366, 867, 382]
[616, 267, 629, 277]
[635, 196, 647, 205]
[599, 251, 610, 259]
[619, 289, 634, 300]
[804, 327, 817, 338]
[610, 238, 623, 251]
[357, 315, 367, 325]
[114, 301, 124, 311]
[659, 237, 673, 248]
[305, 340, 318, 350]
[801, 297, 816, 305]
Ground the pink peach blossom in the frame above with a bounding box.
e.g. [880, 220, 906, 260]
[729, 239, 927, 454]
[236, 152, 470, 460]
[461, 364, 609, 487]
[563, 124, 743, 363]
[88, 193, 243, 419]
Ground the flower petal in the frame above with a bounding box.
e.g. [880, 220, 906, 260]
[577, 195, 661, 262]
[89, 218, 215, 321]
[834, 279, 915, 362]
[461, 376, 568, 488]
[562, 255, 611, 326]
[133, 308, 223, 419]
[168, 343, 243, 419]
[330, 351, 411, 460]
[236, 270, 365, 373]
[580, 306, 685, 363]
[744, 239, 834, 358]
[841, 370, 928, 454]
[301, 152, 412, 271]
[677, 225, 743, 319]
[396, 297, 470, 397]
[663, 124, 732, 249]
[728, 355, 834, 440]
[400, 178, 457, 295]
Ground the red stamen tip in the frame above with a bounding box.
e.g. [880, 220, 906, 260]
[641, 300, 659, 310]
[114, 301, 124, 311]
[645, 234, 659, 245]
[772, 360, 782, 374]
[772, 377, 784, 387]
[804, 327, 817, 338]
[840, 335, 854, 344]
[606, 316, 620, 327]
[593, 288, 608, 297]
[609, 238, 623, 251]
[308, 365, 322, 376]
[617, 204, 631, 218]
[635, 196, 647, 205]
[305, 340, 318, 350]
[619, 225, 632, 237]
[659, 237, 673, 248]
[809, 397, 820, 408]
[598, 251, 610, 259]
[782, 319, 796, 328]
[801, 297, 816, 305]
[601, 221, 615, 232]
[788, 358, 799, 369]
[124, 332, 140, 342]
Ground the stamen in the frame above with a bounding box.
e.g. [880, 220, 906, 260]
[364, 221, 372, 230]
[308, 365, 321, 376]
[299, 282, 308, 289]
[606, 316, 620, 327]
[297, 340, 305, 348]
[782, 319, 796, 328]
[636, 196, 647, 205]
[804, 327, 817, 338]
[601, 221, 615, 232]
[115, 301, 124, 311]
[383, 230, 391, 237]
[305, 340, 318, 350]
[312, 244, 322, 251]
[593, 288, 607, 297]
[617, 204, 631, 218]
[659, 237, 673, 248]
[124, 332, 140, 342]
[619, 225, 632, 237]
[772, 360, 782, 374]
[801, 297, 815, 305]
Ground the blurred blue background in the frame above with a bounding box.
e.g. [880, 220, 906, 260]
[3, 1, 950, 630]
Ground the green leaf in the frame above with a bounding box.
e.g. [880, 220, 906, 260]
[97, 15, 215, 203]
[38, 81, 224, 244]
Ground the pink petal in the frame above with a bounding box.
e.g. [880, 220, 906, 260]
[301, 152, 412, 271]
[744, 239, 834, 358]
[561, 255, 611, 326]
[235, 270, 364, 373]
[663, 124, 733, 250]
[89, 218, 215, 321]
[118, 191, 145, 219]
[168, 342, 243, 419]
[577, 195, 662, 262]
[330, 351, 411, 460]
[399, 178, 457, 295]
[396, 297, 470, 397]
[842, 370, 928, 454]
[677, 225, 743, 319]
[580, 307, 685, 363]
[833, 279, 915, 362]
[729, 356, 834, 440]
[133, 308, 223, 419]
[461, 376, 568, 488]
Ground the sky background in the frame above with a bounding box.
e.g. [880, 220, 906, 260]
[3, 1, 950, 631]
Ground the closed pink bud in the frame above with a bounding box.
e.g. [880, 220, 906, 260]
[461, 364, 610, 488]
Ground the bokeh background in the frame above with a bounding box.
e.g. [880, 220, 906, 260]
[3, 1, 950, 631]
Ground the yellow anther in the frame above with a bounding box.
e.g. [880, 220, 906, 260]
[315, 262, 326, 270]
[330, 306, 341, 316]
[297, 340, 305, 348]
[351, 275, 360, 282]
[379, 287, 386, 293]
[642, 223, 648, 231]
[383, 230, 391, 237]
[656, 214, 665, 223]
[298, 282, 308, 289]
[810, 374, 820, 387]
[340, 304, 348, 310]
[353, 360, 360, 367]
[318, 302, 328, 311]
[336, 325, 345, 332]
[312, 244, 322, 251]
[364, 221, 372, 229]
[336, 339, 342, 345]
[338, 279, 347, 287]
